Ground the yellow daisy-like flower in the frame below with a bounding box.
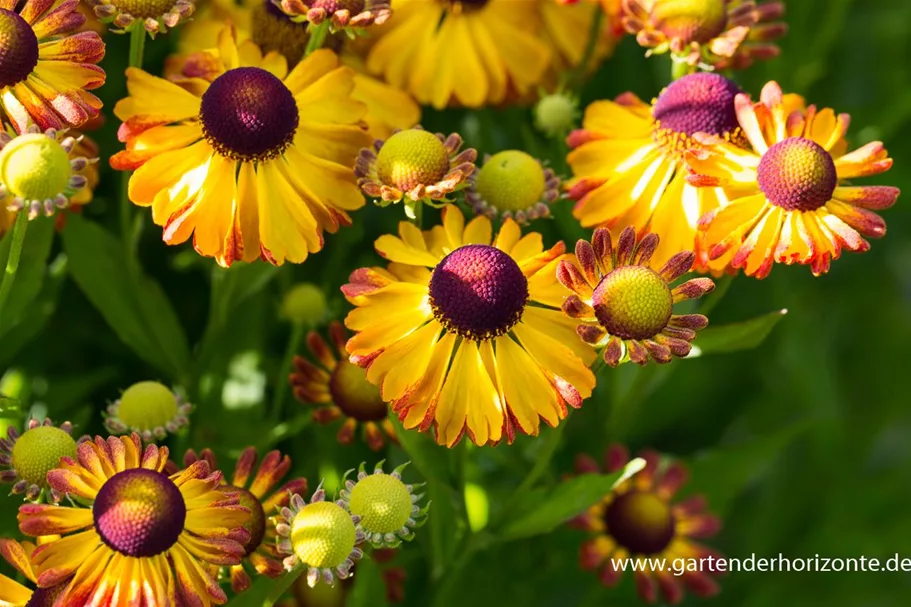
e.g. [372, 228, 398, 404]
[0, 537, 62, 606]
[111, 25, 371, 267]
[173, 0, 420, 139]
[342, 206, 596, 447]
[567, 72, 745, 273]
[103, 380, 192, 441]
[571, 445, 722, 604]
[274, 485, 366, 588]
[686, 81, 900, 278]
[355, 127, 477, 215]
[17, 433, 251, 606]
[621, 0, 786, 70]
[0, 126, 97, 220]
[86, 0, 195, 35]
[0, 0, 105, 133]
[183, 447, 309, 593]
[466, 150, 560, 224]
[0, 417, 77, 502]
[557, 226, 714, 366]
[276, 0, 392, 32]
[365, 0, 551, 109]
[338, 461, 428, 549]
[291, 321, 397, 451]
[540, 0, 622, 83]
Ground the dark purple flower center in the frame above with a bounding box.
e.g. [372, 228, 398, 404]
[231, 485, 267, 555]
[429, 244, 528, 341]
[757, 137, 837, 212]
[605, 490, 676, 555]
[0, 9, 39, 89]
[200, 67, 299, 162]
[94, 468, 186, 558]
[26, 585, 64, 607]
[653, 73, 741, 139]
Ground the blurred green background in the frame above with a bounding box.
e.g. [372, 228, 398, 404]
[1, 0, 910, 605]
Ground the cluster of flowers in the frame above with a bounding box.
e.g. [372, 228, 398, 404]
[0, 0, 900, 604]
[0, 407, 427, 605]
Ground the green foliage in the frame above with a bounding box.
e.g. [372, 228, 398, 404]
[0, 2, 907, 607]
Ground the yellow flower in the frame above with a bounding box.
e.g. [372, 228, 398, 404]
[172, 1, 420, 139]
[572, 445, 723, 603]
[275, 0, 391, 32]
[566, 72, 745, 273]
[0, 418, 76, 502]
[103, 381, 192, 441]
[182, 447, 309, 593]
[339, 461, 428, 549]
[355, 128, 477, 211]
[540, 0, 623, 82]
[466, 150, 560, 224]
[0, 538, 61, 606]
[275, 485, 365, 587]
[365, 0, 551, 109]
[621, 0, 787, 70]
[291, 321, 397, 451]
[342, 206, 596, 447]
[111, 25, 371, 267]
[687, 81, 900, 277]
[558, 226, 714, 366]
[0, 126, 97, 221]
[17, 434, 251, 606]
[0, 0, 105, 133]
[86, 0, 195, 35]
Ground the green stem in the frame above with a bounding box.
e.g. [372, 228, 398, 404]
[305, 21, 330, 56]
[121, 26, 147, 259]
[413, 200, 423, 229]
[0, 212, 29, 328]
[570, 3, 605, 89]
[264, 566, 305, 605]
[270, 322, 306, 421]
[671, 57, 691, 81]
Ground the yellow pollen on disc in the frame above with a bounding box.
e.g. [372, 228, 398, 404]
[329, 361, 387, 422]
[117, 381, 179, 431]
[592, 266, 673, 341]
[650, 0, 728, 44]
[475, 150, 546, 213]
[111, 0, 176, 19]
[375, 130, 450, 191]
[290, 501, 357, 569]
[11, 426, 77, 488]
[349, 474, 412, 534]
[0, 135, 70, 201]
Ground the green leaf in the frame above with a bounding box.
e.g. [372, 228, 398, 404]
[498, 457, 645, 542]
[685, 422, 809, 517]
[348, 557, 390, 607]
[688, 309, 788, 357]
[61, 215, 190, 381]
[0, 254, 66, 370]
[0, 217, 55, 335]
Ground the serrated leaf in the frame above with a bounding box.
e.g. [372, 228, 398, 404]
[689, 309, 788, 357]
[499, 458, 645, 542]
[62, 215, 190, 381]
